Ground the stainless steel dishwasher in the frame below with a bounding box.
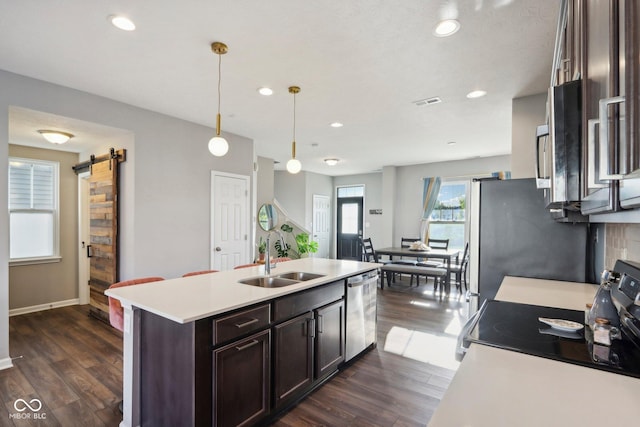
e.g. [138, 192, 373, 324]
[345, 271, 378, 362]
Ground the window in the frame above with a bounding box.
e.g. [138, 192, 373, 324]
[429, 180, 469, 250]
[9, 157, 59, 262]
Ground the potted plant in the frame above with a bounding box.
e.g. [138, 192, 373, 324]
[295, 233, 318, 258]
[257, 237, 266, 261]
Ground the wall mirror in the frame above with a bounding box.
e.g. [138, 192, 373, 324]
[258, 203, 278, 231]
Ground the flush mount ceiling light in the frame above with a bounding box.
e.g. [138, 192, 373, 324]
[286, 86, 302, 174]
[324, 158, 339, 166]
[109, 15, 136, 31]
[434, 19, 460, 37]
[208, 42, 229, 157]
[330, 122, 343, 128]
[466, 90, 487, 99]
[38, 130, 74, 144]
[258, 87, 273, 96]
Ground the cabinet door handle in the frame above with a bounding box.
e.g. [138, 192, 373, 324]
[587, 118, 608, 189]
[317, 314, 323, 334]
[235, 339, 259, 351]
[598, 95, 626, 180]
[308, 318, 316, 338]
[234, 318, 259, 328]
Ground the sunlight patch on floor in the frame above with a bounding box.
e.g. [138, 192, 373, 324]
[444, 313, 463, 336]
[409, 300, 436, 309]
[383, 326, 460, 370]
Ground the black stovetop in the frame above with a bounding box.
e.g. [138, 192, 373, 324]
[466, 299, 640, 378]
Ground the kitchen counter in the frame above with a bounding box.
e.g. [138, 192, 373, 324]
[428, 276, 640, 427]
[106, 257, 380, 427]
[106, 257, 379, 323]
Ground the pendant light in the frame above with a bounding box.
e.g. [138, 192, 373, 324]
[208, 42, 229, 157]
[286, 86, 302, 174]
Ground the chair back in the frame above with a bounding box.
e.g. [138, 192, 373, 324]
[108, 277, 165, 331]
[360, 237, 379, 263]
[271, 257, 292, 263]
[182, 269, 219, 277]
[428, 238, 449, 250]
[401, 237, 421, 248]
[234, 263, 260, 269]
[460, 242, 469, 263]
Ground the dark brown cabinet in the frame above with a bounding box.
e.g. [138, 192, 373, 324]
[213, 330, 271, 427]
[273, 312, 314, 407]
[315, 299, 345, 379]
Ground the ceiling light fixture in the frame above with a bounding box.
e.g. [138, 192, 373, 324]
[258, 87, 273, 96]
[330, 122, 343, 128]
[109, 15, 136, 31]
[434, 19, 460, 37]
[38, 130, 74, 144]
[208, 42, 229, 157]
[447, 141, 457, 146]
[286, 86, 302, 174]
[324, 158, 339, 166]
[466, 90, 487, 99]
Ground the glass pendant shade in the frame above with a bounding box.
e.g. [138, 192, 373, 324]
[208, 136, 229, 156]
[286, 158, 302, 174]
[39, 130, 73, 144]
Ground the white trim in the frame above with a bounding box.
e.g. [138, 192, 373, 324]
[9, 298, 79, 317]
[0, 357, 14, 371]
[9, 255, 62, 266]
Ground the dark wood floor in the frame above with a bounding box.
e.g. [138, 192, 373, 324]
[0, 278, 466, 427]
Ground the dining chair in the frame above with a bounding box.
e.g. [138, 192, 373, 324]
[449, 242, 469, 292]
[427, 238, 450, 250]
[182, 269, 219, 277]
[360, 237, 380, 263]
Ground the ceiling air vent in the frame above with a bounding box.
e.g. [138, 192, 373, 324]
[413, 97, 442, 106]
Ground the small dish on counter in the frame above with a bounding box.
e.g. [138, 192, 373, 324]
[538, 327, 583, 339]
[538, 317, 584, 332]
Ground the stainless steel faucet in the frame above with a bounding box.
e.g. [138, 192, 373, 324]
[264, 230, 286, 275]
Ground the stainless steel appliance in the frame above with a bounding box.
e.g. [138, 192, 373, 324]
[468, 178, 596, 306]
[458, 259, 640, 378]
[345, 271, 377, 362]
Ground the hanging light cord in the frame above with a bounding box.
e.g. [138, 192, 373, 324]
[217, 53, 222, 116]
[292, 91, 296, 157]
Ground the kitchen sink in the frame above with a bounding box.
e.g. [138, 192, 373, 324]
[239, 272, 325, 288]
[274, 272, 325, 281]
[238, 276, 300, 288]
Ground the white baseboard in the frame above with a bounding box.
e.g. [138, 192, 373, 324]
[0, 357, 14, 371]
[9, 298, 80, 317]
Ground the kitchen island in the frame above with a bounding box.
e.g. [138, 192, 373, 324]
[428, 276, 640, 426]
[106, 258, 380, 427]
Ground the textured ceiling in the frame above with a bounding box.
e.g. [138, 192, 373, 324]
[0, 0, 560, 175]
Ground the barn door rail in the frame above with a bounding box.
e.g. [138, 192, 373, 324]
[72, 148, 126, 174]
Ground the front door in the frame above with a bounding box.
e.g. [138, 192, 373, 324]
[211, 172, 250, 270]
[336, 196, 363, 260]
[312, 194, 330, 258]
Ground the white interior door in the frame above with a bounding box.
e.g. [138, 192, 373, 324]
[77, 173, 90, 305]
[312, 194, 331, 258]
[211, 172, 250, 270]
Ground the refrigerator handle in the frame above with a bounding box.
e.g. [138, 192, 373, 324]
[535, 124, 551, 189]
[598, 96, 625, 180]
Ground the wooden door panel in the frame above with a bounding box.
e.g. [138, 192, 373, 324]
[88, 158, 119, 322]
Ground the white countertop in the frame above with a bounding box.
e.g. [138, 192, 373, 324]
[428, 276, 640, 427]
[105, 258, 380, 323]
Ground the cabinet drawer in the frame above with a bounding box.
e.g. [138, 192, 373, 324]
[213, 304, 271, 345]
[274, 281, 345, 322]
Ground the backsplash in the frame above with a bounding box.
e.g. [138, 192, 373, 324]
[605, 223, 640, 269]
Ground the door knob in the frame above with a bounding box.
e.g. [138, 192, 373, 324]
[215, 247, 222, 251]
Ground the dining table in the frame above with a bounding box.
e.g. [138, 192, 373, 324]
[375, 246, 461, 295]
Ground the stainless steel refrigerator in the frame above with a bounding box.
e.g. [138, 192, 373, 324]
[468, 178, 597, 312]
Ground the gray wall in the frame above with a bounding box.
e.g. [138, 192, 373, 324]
[394, 156, 511, 243]
[511, 92, 547, 179]
[0, 70, 254, 365]
[274, 171, 306, 226]
[8, 145, 79, 310]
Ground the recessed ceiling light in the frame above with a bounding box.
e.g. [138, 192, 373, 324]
[434, 19, 460, 37]
[324, 158, 339, 166]
[447, 141, 457, 146]
[466, 90, 487, 99]
[109, 15, 136, 31]
[258, 87, 273, 96]
[330, 122, 343, 128]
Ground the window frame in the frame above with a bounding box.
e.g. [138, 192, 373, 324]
[428, 179, 470, 251]
[8, 156, 61, 266]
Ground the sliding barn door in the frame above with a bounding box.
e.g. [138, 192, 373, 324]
[88, 158, 119, 322]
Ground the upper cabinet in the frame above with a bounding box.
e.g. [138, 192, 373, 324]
[546, 0, 640, 218]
